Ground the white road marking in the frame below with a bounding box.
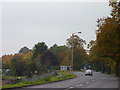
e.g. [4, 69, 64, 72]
[80, 84, 83, 86]
[65, 86, 74, 90]
[86, 82, 89, 84]
[69, 86, 74, 88]
[76, 85, 81, 87]
[92, 80, 95, 81]
[76, 84, 83, 87]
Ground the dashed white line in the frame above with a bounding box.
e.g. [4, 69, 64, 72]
[76, 84, 83, 87]
[92, 80, 95, 81]
[65, 86, 74, 90]
[86, 82, 89, 84]
[69, 86, 74, 88]
[76, 85, 81, 87]
[80, 84, 83, 86]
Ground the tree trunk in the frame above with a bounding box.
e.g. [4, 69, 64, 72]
[115, 60, 120, 76]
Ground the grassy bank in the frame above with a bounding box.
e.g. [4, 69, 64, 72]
[2, 71, 77, 89]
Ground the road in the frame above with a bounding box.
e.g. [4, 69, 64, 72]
[20, 71, 119, 89]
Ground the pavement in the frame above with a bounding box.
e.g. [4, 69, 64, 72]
[16, 71, 119, 89]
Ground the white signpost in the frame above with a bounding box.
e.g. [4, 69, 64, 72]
[60, 65, 67, 71]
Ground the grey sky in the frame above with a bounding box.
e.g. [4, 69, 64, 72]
[1, 2, 111, 56]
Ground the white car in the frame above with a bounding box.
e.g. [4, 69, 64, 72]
[85, 69, 93, 76]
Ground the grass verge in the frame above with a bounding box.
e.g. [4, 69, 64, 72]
[2, 71, 77, 89]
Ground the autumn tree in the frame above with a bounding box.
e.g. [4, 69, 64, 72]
[32, 42, 48, 60]
[22, 51, 33, 61]
[60, 50, 71, 66]
[67, 34, 86, 48]
[40, 50, 58, 71]
[50, 44, 69, 65]
[96, 1, 119, 75]
[26, 61, 38, 77]
[74, 47, 89, 69]
[19, 46, 30, 54]
[10, 54, 27, 76]
[66, 34, 88, 70]
[2, 54, 13, 69]
[89, 1, 120, 76]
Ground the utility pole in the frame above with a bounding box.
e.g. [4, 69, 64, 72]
[71, 32, 81, 71]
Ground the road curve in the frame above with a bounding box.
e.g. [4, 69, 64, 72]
[18, 71, 118, 89]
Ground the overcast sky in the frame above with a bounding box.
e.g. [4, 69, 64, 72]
[1, 2, 111, 56]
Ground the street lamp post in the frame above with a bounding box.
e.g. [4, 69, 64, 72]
[71, 32, 81, 71]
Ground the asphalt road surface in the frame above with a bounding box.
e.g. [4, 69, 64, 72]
[21, 71, 119, 89]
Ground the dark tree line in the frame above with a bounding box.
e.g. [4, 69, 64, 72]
[2, 34, 89, 77]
